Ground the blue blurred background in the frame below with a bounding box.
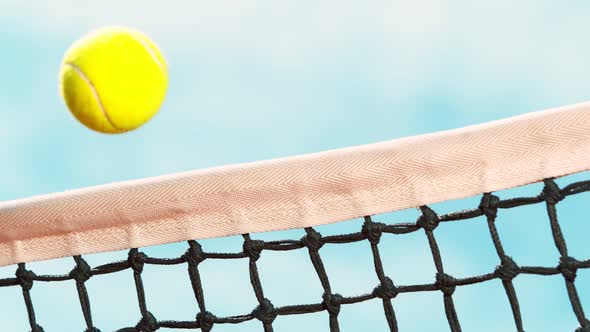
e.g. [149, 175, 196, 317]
[0, 1, 589, 331]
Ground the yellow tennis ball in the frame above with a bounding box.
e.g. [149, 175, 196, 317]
[59, 26, 168, 134]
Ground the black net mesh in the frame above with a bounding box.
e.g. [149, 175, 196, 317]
[1, 177, 589, 332]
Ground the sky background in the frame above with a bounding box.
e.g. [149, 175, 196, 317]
[0, 1, 589, 331]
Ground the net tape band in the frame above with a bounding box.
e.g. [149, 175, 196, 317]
[1, 102, 590, 266]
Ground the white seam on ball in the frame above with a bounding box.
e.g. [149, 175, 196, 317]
[129, 35, 166, 71]
[64, 63, 121, 131]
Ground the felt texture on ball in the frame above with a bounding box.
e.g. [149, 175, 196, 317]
[59, 26, 168, 134]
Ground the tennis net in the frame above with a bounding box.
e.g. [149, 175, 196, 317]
[1, 102, 589, 331]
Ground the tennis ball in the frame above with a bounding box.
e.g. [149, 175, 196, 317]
[59, 26, 168, 134]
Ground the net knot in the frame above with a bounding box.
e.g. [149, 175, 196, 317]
[31, 324, 44, 332]
[301, 229, 324, 251]
[558, 256, 579, 282]
[494, 256, 520, 281]
[479, 194, 500, 218]
[417, 206, 440, 232]
[135, 311, 159, 332]
[15, 265, 35, 291]
[576, 320, 590, 332]
[128, 249, 147, 273]
[252, 298, 277, 324]
[196, 311, 216, 332]
[542, 179, 564, 204]
[183, 242, 205, 266]
[436, 273, 457, 296]
[373, 277, 398, 300]
[362, 219, 385, 244]
[322, 293, 343, 315]
[69, 258, 92, 283]
[243, 240, 265, 261]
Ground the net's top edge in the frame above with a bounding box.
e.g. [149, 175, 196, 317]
[0, 101, 585, 207]
[1, 101, 589, 266]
